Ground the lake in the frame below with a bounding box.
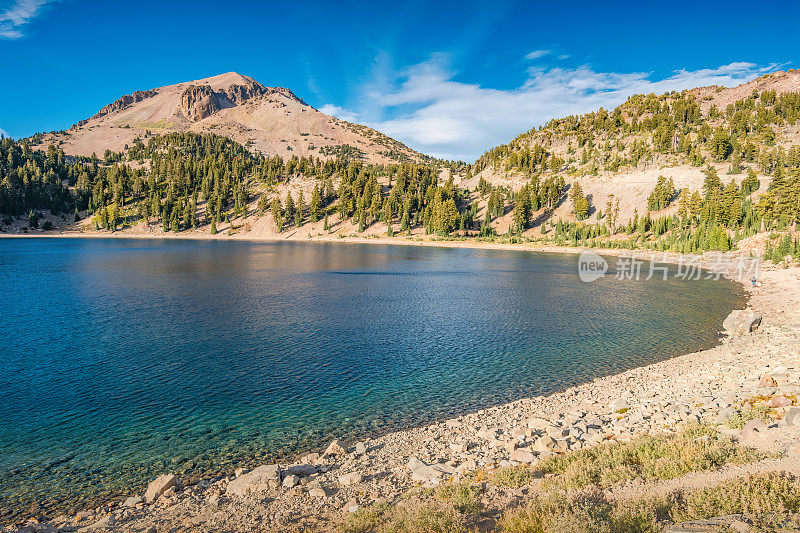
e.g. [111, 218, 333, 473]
[0, 238, 745, 521]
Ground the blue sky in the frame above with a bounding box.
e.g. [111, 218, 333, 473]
[0, 0, 797, 160]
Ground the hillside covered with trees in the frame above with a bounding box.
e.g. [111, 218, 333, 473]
[3, 71, 799, 261]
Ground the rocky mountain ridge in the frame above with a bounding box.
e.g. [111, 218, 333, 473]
[34, 72, 431, 166]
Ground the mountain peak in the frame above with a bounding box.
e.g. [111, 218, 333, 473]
[186, 72, 260, 91]
[43, 73, 428, 165]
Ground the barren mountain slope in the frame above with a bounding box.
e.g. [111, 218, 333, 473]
[472, 70, 800, 226]
[32, 72, 430, 165]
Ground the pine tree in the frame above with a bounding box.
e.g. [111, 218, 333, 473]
[284, 192, 295, 222]
[295, 191, 306, 227]
[310, 185, 321, 222]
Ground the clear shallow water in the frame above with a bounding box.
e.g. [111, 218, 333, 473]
[0, 238, 745, 521]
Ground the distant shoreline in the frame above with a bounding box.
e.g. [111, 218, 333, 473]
[0, 229, 755, 267]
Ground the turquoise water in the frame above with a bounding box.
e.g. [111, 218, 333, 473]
[0, 238, 744, 522]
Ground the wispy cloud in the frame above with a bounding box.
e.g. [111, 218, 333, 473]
[0, 125, 8, 138]
[524, 49, 550, 61]
[318, 104, 360, 123]
[0, 0, 55, 39]
[322, 57, 777, 161]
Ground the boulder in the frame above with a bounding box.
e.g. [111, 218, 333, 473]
[407, 457, 455, 483]
[722, 309, 762, 335]
[286, 464, 317, 477]
[769, 396, 792, 408]
[122, 495, 142, 508]
[324, 439, 348, 456]
[354, 442, 367, 455]
[298, 452, 319, 465]
[759, 374, 778, 388]
[527, 417, 550, 430]
[282, 474, 299, 488]
[786, 407, 800, 427]
[308, 487, 327, 498]
[344, 498, 360, 513]
[533, 435, 557, 453]
[741, 419, 768, 443]
[455, 459, 477, 475]
[144, 474, 177, 504]
[510, 448, 536, 464]
[225, 464, 281, 497]
[610, 399, 630, 412]
[338, 472, 363, 486]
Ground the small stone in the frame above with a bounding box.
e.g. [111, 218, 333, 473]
[354, 442, 367, 454]
[144, 474, 177, 504]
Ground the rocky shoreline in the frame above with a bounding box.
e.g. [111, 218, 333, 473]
[5, 255, 800, 533]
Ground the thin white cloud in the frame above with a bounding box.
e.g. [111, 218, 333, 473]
[0, 125, 8, 138]
[324, 58, 777, 161]
[319, 104, 360, 123]
[524, 49, 551, 61]
[0, 0, 55, 39]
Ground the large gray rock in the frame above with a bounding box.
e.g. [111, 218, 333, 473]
[225, 464, 281, 497]
[722, 309, 762, 335]
[144, 474, 177, 504]
[286, 464, 317, 477]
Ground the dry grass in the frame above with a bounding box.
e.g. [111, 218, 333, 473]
[500, 473, 800, 532]
[492, 466, 539, 488]
[537, 424, 767, 489]
[338, 425, 781, 532]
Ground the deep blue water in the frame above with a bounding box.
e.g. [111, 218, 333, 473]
[0, 238, 745, 520]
